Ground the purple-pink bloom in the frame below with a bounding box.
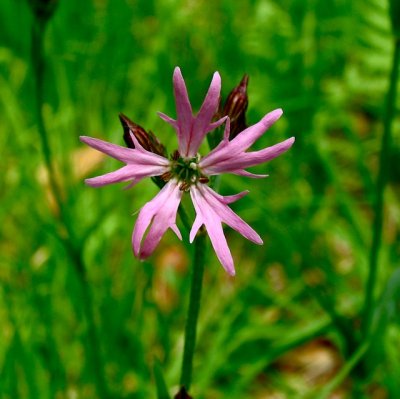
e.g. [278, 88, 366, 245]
[80, 67, 294, 275]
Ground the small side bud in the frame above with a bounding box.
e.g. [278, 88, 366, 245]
[27, 0, 58, 22]
[174, 387, 193, 399]
[222, 74, 249, 139]
[119, 113, 166, 157]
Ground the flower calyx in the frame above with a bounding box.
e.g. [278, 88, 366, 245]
[119, 113, 166, 157]
[222, 74, 249, 139]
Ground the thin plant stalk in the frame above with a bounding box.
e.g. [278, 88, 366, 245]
[179, 233, 207, 392]
[30, 15, 110, 399]
[363, 37, 400, 336]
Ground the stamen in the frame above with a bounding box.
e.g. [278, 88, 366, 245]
[179, 182, 191, 192]
[161, 171, 172, 182]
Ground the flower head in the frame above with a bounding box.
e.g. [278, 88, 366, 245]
[80, 67, 294, 275]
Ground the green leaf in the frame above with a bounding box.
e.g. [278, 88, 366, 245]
[153, 358, 171, 399]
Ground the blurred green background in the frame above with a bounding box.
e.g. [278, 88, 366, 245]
[1, 0, 399, 398]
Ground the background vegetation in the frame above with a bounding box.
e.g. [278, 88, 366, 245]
[1, 0, 399, 398]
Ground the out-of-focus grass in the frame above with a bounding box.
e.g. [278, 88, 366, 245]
[0, 0, 399, 398]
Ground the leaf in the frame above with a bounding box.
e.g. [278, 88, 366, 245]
[153, 358, 171, 399]
[371, 267, 400, 342]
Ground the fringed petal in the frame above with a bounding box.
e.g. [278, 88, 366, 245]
[132, 180, 183, 258]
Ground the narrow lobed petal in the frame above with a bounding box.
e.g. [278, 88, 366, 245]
[85, 164, 168, 187]
[80, 135, 169, 166]
[190, 186, 235, 275]
[187, 72, 222, 156]
[80, 136, 139, 164]
[132, 180, 183, 259]
[199, 109, 284, 170]
[200, 185, 262, 244]
[85, 166, 140, 187]
[202, 137, 295, 176]
[157, 112, 177, 128]
[172, 67, 194, 155]
[161, 68, 223, 158]
[190, 184, 263, 275]
[81, 134, 170, 188]
[231, 108, 283, 150]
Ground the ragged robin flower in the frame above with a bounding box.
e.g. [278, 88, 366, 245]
[80, 67, 294, 275]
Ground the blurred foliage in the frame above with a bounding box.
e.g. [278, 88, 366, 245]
[0, 0, 399, 398]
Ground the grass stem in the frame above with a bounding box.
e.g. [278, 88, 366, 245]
[31, 15, 110, 399]
[179, 233, 207, 393]
[362, 38, 400, 336]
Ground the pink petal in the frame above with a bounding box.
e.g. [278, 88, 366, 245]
[161, 68, 223, 158]
[85, 166, 139, 187]
[132, 180, 183, 259]
[199, 109, 294, 177]
[157, 112, 177, 128]
[209, 189, 249, 204]
[231, 109, 283, 150]
[199, 109, 283, 169]
[173, 67, 193, 127]
[85, 164, 166, 187]
[80, 136, 169, 166]
[206, 137, 295, 174]
[201, 185, 262, 244]
[229, 170, 268, 178]
[187, 72, 222, 155]
[189, 184, 263, 275]
[190, 187, 235, 275]
[172, 67, 194, 155]
[80, 135, 170, 188]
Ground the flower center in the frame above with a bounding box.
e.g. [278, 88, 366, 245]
[165, 151, 209, 191]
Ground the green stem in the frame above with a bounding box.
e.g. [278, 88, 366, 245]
[31, 16, 110, 399]
[178, 206, 191, 233]
[363, 38, 400, 336]
[314, 342, 369, 399]
[179, 233, 207, 392]
[31, 19, 63, 208]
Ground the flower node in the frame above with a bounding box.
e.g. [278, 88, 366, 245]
[170, 154, 206, 187]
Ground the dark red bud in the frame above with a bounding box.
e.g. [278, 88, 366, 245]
[174, 387, 193, 399]
[119, 113, 166, 157]
[222, 74, 249, 139]
[28, 0, 58, 22]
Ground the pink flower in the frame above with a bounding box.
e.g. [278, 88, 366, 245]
[80, 67, 294, 275]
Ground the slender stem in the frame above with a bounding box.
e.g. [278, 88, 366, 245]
[363, 38, 400, 336]
[179, 233, 207, 392]
[31, 16, 110, 399]
[178, 206, 191, 233]
[32, 19, 63, 207]
[315, 342, 369, 399]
